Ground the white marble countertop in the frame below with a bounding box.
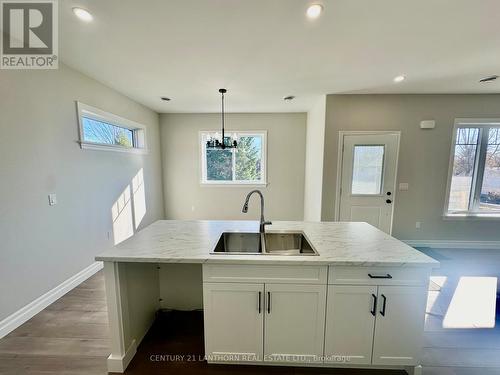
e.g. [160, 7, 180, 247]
[95, 220, 438, 267]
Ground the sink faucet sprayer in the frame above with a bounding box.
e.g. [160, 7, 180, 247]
[242, 190, 272, 234]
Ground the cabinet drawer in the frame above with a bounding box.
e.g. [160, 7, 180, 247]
[203, 264, 327, 284]
[328, 266, 430, 286]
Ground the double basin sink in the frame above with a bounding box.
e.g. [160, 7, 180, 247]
[211, 231, 319, 256]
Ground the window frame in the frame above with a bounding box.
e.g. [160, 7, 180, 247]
[76, 102, 148, 154]
[199, 130, 268, 186]
[444, 118, 500, 218]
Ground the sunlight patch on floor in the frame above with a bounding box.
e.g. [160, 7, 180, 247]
[443, 277, 497, 329]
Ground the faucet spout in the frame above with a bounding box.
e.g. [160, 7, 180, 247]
[241, 190, 272, 234]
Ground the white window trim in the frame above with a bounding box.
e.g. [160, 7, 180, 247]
[444, 118, 500, 219]
[76, 102, 148, 154]
[199, 130, 268, 186]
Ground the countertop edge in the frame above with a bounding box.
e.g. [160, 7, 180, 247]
[95, 256, 439, 267]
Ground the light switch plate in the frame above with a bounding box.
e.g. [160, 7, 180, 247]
[399, 183, 409, 191]
[48, 193, 57, 206]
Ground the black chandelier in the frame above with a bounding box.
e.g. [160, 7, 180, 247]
[206, 89, 238, 150]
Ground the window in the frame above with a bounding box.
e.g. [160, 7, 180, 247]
[351, 145, 385, 195]
[445, 120, 500, 216]
[200, 131, 267, 184]
[76, 102, 147, 153]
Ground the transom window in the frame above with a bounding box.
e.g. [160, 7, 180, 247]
[200, 131, 267, 185]
[77, 102, 147, 153]
[82, 117, 134, 147]
[445, 119, 500, 216]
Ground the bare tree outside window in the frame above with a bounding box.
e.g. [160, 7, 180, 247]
[448, 128, 478, 211]
[447, 125, 500, 214]
[480, 128, 500, 209]
[82, 117, 134, 147]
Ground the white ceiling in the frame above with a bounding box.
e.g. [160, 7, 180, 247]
[60, 0, 500, 113]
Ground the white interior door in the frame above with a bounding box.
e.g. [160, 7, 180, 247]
[338, 133, 399, 234]
[203, 283, 264, 361]
[264, 284, 326, 363]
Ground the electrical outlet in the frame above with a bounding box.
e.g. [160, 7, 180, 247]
[48, 193, 57, 206]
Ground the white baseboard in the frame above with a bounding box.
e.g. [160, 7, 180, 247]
[0, 261, 103, 339]
[107, 339, 137, 373]
[404, 240, 500, 250]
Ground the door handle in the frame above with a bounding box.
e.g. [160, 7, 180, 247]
[368, 273, 392, 279]
[258, 291, 262, 314]
[370, 294, 377, 316]
[267, 292, 271, 314]
[380, 294, 387, 316]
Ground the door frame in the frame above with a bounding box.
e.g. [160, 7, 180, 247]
[334, 131, 401, 232]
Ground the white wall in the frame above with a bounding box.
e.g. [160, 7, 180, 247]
[303, 96, 326, 221]
[0, 64, 165, 321]
[160, 113, 306, 221]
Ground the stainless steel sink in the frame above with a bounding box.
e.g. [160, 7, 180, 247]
[212, 232, 262, 254]
[211, 232, 318, 256]
[265, 232, 318, 255]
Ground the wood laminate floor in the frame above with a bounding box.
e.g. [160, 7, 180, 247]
[0, 248, 499, 375]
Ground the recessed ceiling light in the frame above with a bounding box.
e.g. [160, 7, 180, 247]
[72, 7, 93, 22]
[306, 4, 323, 19]
[283, 95, 295, 101]
[160, 97, 171, 101]
[393, 75, 406, 83]
[479, 75, 498, 83]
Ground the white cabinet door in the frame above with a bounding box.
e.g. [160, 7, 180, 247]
[203, 283, 264, 362]
[324, 285, 377, 365]
[372, 286, 427, 366]
[264, 284, 326, 363]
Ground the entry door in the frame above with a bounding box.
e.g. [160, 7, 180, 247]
[339, 133, 399, 234]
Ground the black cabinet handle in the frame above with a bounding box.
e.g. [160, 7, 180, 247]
[258, 291, 261, 313]
[368, 273, 392, 279]
[386, 199, 392, 204]
[267, 292, 271, 314]
[380, 294, 387, 316]
[370, 294, 377, 316]
[386, 192, 392, 196]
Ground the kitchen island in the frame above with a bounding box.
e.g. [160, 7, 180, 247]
[96, 220, 438, 374]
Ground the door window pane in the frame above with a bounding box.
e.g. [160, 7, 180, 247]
[448, 128, 479, 211]
[479, 128, 500, 211]
[351, 145, 384, 195]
